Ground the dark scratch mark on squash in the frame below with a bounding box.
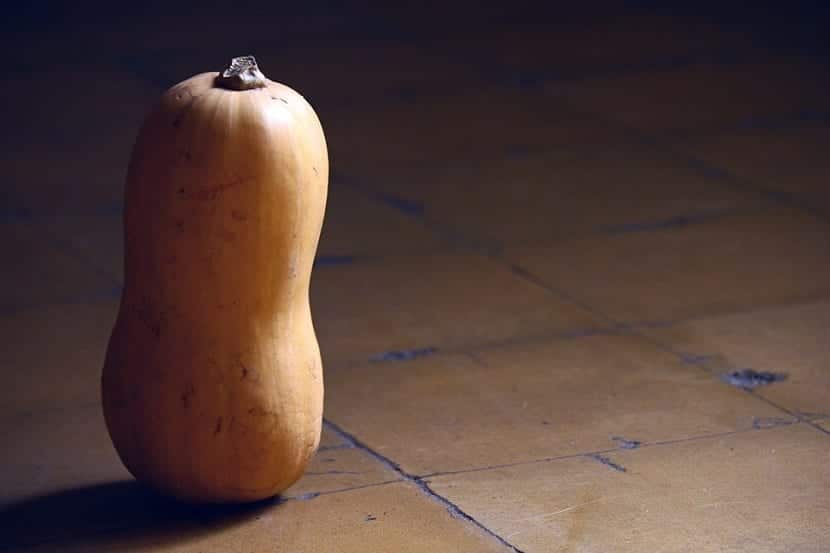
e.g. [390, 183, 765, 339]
[137, 296, 164, 339]
[171, 90, 201, 129]
[180, 384, 195, 409]
[190, 175, 253, 201]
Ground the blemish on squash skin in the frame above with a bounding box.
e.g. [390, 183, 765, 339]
[171, 92, 200, 128]
[247, 407, 277, 418]
[190, 175, 252, 201]
[214, 417, 223, 435]
[218, 228, 237, 242]
[180, 384, 195, 408]
[137, 297, 164, 339]
[231, 209, 247, 221]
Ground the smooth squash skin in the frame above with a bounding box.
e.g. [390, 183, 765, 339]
[101, 57, 328, 503]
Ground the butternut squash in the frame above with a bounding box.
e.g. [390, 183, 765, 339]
[101, 56, 328, 503]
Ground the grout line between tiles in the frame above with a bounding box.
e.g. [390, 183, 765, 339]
[318, 288, 830, 376]
[26, 219, 124, 289]
[334, 66, 830, 437]
[0, 479, 405, 552]
[281, 479, 402, 503]
[527, 91, 830, 224]
[437, 31, 830, 145]
[662, 109, 830, 141]
[51, 238, 123, 288]
[419, 423, 802, 481]
[323, 418, 526, 553]
[808, 421, 830, 437]
[500, 256, 809, 420]
[745, 389, 830, 438]
[458, 42, 830, 222]
[1, 401, 104, 421]
[680, 155, 830, 223]
[332, 169, 778, 259]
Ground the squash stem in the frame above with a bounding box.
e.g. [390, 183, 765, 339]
[215, 56, 267, 90]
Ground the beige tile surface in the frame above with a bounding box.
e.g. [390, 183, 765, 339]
[0, 301, 118, 416]
[508, 210, 830, 324]
[143, 481, 510, 553]
[11, 12, 348, 65]
[645, 300, 830, 419]
[317, 184, 447, 259]
[318, 425, 348, 450]
[1, 405, 131, 510]
[324, 334, 785, 476]
[0, 384, 487, 553]
[366, 144, 767, 247]
[547, 57, 829, 134]
[326, 86, 625, 176]
[1, 404, 392, 512]
[105, 38, 487, 114]
[283, 440, 401, 499]
[428, 424, 830, 553]
[0, 223, 118, 312]
[3, 65, 157, 215]
[4, 480, 511, 553]
[253, 42, 487, 112]
[311, 253, 604, 365]
[35, 215, 124, 284]
[431, 14, 755, 77]
[680, 126, 830, 208]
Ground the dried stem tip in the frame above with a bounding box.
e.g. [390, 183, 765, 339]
[215, 55, 267, 90]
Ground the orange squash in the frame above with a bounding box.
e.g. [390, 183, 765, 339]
[101, 56, 328, 503]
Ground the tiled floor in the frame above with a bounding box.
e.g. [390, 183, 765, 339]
[2, 5, 829, 552]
